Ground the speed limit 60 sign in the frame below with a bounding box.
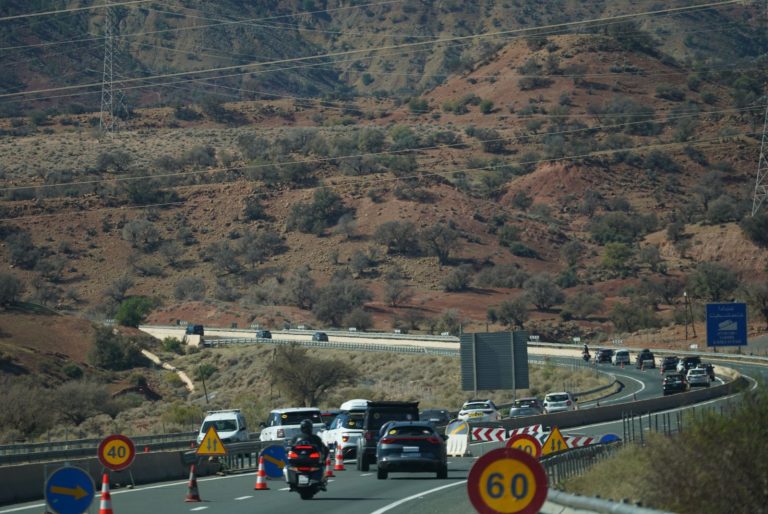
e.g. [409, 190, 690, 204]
[467, 447, 548, 514]
[98, 434, 136, 471]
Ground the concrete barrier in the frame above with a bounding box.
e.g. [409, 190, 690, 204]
[0, 450, 221, 506]
[472, 377, 749, 433]
[446, 432, 470, 457]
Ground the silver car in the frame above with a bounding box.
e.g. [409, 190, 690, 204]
[543, 392, 578, 414]
[686, 368, 710, 387]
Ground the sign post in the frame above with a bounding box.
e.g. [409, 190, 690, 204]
[45, 466, 95, 514]
[706, 303, 747, 350]
[467, 447, 548, 514]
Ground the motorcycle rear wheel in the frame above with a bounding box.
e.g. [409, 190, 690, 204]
[299, 489, 316, 500]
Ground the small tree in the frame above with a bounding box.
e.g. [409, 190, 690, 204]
[563, 289, 604, 320]
[174, 277, 206, 301]
[523, 274, 565, 310]
[0, 273, 23, 307]
[374, 220, 420, 255]
[496, 297, 529, 328]
[687, 262, 739, 302]
[312, 280, 372, 326]
[282, 266, 316, 310]
[561, 240, 585, 267]
[115, 296, 155, 327]
[602, 242, 634, 272]
[269, 344, 358, 406]
[419, 223, 459, 265]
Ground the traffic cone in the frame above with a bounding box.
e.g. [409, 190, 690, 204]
[185, 465, 202, 502]
[334, 449, 346, 471]
[254, 456, 269, 490]
[325, 452, 335, 478]
[98, 474, 113, 514]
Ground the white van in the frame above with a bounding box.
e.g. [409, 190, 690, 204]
[612, 349, 631, 366]
[196, 409, 249, 445]
[260, 407, 326, 442]
[321, 399, 369, 458]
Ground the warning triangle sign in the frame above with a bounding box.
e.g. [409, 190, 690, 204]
[196, 426, 227, 456]
[541, 426, 568, 456]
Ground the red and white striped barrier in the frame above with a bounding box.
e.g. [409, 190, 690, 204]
[507, 424, 544, 436]
[471, 427, 507, 442]
[564, 435, 595, 447]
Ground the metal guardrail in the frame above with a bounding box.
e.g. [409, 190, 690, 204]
[208, 337, 460, 357]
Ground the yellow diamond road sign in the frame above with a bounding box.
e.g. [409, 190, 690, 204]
[541, 427, 568, 456]
[197, 426, 227, 456]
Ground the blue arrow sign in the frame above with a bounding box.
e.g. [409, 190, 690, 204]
[45, 466, 95, 514]
[260, 445, 287, 478]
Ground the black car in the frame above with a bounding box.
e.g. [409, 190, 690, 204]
[663, 374, 688, 395]
[312, 331, 328, 341]
[635, 349, 655, 369]
[420, 409, 452, 427]
[661, 356, 679, 372]
[254, 329, 272, 339]
[356, 401, 419, 472]
[595, 348, 615, 363]
[375, 421, 447, 479]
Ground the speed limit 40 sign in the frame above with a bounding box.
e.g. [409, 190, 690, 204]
[98, 434, 136, 472]
[467, 447, 548, 514]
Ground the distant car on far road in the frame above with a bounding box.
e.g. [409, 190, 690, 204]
[612, 349, 630, 366]
[595, 348, 615, 363]
[312, 331, 328, 341]
[661, 356, 679, 372]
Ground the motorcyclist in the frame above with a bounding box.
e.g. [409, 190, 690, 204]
[288, 419, 329, 489]
[582, 343, 590, 361]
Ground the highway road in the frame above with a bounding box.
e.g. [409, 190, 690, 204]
[0, 352, 764, 514]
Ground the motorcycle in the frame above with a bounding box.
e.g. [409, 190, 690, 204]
[582, 351, 590, 362]
[284, 441, 327, 500]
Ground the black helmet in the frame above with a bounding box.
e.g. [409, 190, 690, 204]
[300, 419, 313, 435]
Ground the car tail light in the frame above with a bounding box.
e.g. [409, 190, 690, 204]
[297, 466, 319, 472]
[341, 435, 349, 443]
[288, 450, 298, 459]
[426, 436, 441, 445]
[277, 429, 284, 438]
[566, 400, 572, 406]
[380, 437, 395, 444]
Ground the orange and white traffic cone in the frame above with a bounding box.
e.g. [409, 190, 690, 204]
[98, 473, 114, 514]
[324, 452, 335, 478]
[334, 448, 346, 471]
[185, 465, 202, 502]
[254, 456, 269, 490]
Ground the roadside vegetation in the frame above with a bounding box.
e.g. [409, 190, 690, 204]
[562, 388, 768, 513]
[0, 340, 610, 443]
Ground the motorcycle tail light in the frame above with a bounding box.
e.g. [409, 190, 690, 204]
[297, 466, 319, 472]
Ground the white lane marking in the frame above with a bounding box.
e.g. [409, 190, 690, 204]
[235, 496, 252, 500]
[370, 480, 467, 514]
[190, 507, 208, 511]
[360, 473, 373, 477]
[581, 372, 647, 406]
[278, 487, 290, 491]
[0, 505, 44, 513]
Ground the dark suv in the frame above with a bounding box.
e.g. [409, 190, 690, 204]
[635, 349, 655, 369]
[356, 401, 419, 471]
[660, 355, 679, 372]
[595, 348, 614, 363]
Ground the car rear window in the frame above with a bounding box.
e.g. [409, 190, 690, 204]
[463, 402, 491, 410]
[546, 394, 569, 402]
[201, 419, 237, 432]
[387, 425, 434, 436]
[280, 410, 322, 425]
[342, 412, 364, 428]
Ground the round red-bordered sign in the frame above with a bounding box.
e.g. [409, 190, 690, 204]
[467, 447, 548, 514]
[505, 433, 542, 460]
[98, 434, 136, 472]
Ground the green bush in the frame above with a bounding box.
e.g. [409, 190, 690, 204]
[115, 296, 156, 327]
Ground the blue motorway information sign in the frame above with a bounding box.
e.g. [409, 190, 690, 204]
[45, 466, 95, 514]
[706, 303, 747, 347]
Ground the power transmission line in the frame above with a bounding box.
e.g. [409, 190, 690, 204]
[0, 0, 154, 22]
[751, 2, 768, 216]
[99, 3, 127, 135]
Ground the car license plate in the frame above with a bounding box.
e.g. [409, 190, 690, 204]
[403, 446, 420, 452]
[402, 452, 420, 458]
[469, 412, 482, 417]
[298, 475, 309, 485]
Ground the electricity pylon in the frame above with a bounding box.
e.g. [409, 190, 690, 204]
[752, 102, 768, 216]
[99, 4, 126, 135]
